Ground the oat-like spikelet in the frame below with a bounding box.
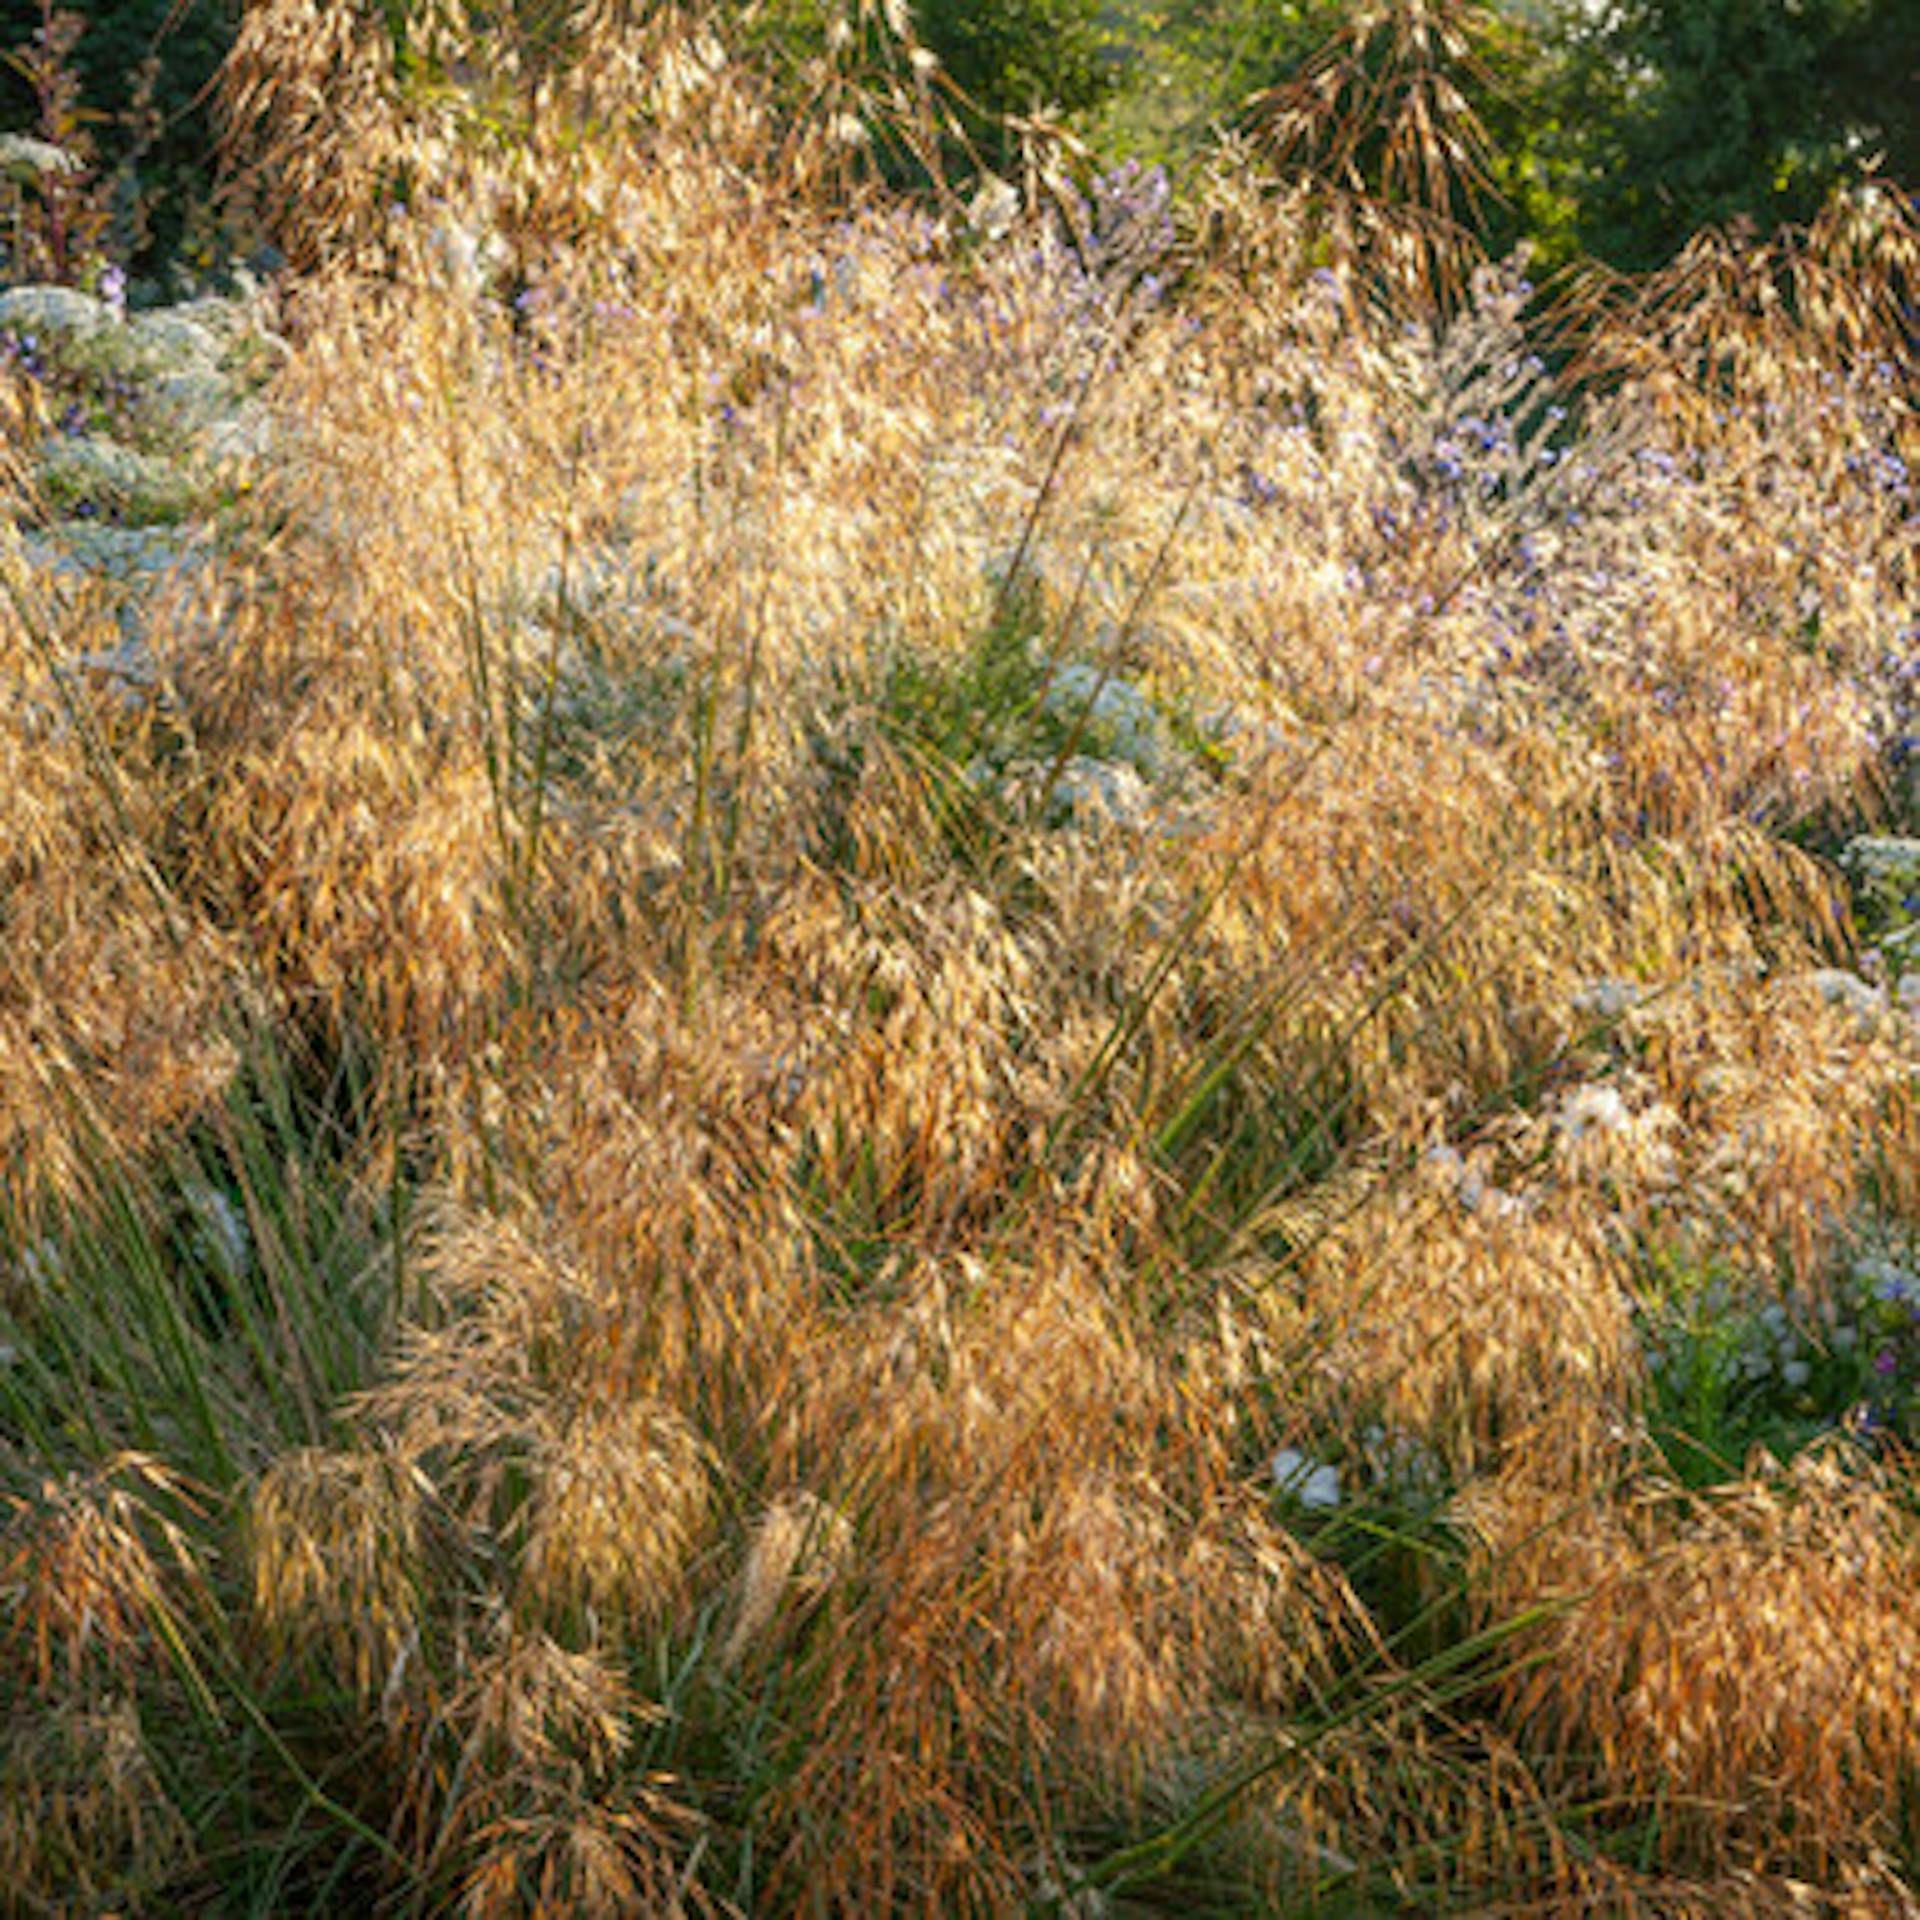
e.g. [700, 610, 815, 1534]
[0, 547, 237, 1223]
[526, 985, 824, 1426]
[453, 1626, 640, 1781]
[7, 12, 1918, 1906]
[355, 1198, 644, 1475]
[776, 877, 1046, 1229]
[723, 1491, 855, 1666]
[1619, 958, 1906, 1291]
[1009, 1473, 1368, 1768]
[1462, 1442, 1920, 1875]
[436, 1626, 697, 1918]
[199, 693, 517, 1068]
[456, 1797, 698, 1920]
[0, 1696, 193, 1913]
[217, 0, 411, 271]
[1296, 1150, 1642, 1476]
[517, 1398, 711, 1624]
[1, 1454, 204, 1692]
[249, 1442, 427, 1707]
[459, 1801, 694, 1920]
[347, 1202, 714, 1635]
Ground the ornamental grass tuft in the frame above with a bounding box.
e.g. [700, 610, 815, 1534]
[1, 1, 1918, 1911]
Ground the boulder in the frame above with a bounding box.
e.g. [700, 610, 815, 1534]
[0, 283, 112, 342]
[148, 368, 236, 436]
[199, 400, 276, 470]
[21, 520, 197, 585]
[125, 310, 222, 370]
[1805, 967, 1892, 1033]
[18, 520, 208, 701]
[1042, 660, 1173, 778]
[1038, 755, 1152, 831]
[36, 435, 194, 522]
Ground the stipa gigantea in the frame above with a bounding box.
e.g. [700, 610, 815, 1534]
[4, 1, 1920, 1909]
[1459, 1439, 1920, 1879]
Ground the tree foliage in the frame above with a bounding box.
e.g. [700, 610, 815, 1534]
[1554, 0, 1918, 269]
[0, 0, 1915, 280]
[0, 0, 239, 269]
[915, 0, 1117, 127]
[1112, 0, 1917, 271]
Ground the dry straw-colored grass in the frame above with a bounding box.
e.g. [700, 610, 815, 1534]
[1, 0, 1917, 1911]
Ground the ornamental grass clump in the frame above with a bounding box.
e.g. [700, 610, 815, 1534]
[1, 0, 1919, 1910]
[0, 524, 236, 1231]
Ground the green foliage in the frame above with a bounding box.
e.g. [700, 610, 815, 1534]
[880, 580, 1064, 772]
[1092, 0, 1350, 169]
[0, 1, 239, 277]
[6, 0, 1913, 291]
[1102, 0, 1582, 268]
[1638, 1247, 1918, 1489]
[738, 0, 1121, 175]
[916, 0, 1118, 125]
[1106, 0, 1918, 272]
[1549, 0, 1917, 269]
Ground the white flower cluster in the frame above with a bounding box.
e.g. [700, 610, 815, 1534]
[1270, 1424, 1449, 1518]
[1270, 1445, 1343, 1512]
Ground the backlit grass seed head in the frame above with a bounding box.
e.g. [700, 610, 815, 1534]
[1302, 1161, 1641, 1474]
[724, 1491, 855, 1665]
[354, 1203, 608, 1460]
[0, 1697, 193, 1914]
[10, 16, 1920, 1908]
[1012, 1477, 1364, 1760]
[250, 1444, 426, 1706]
[1465, 1443, 1920, 1872]
[444, 1632, 695, 1918]
[459, 1801, 692, 1920]
[517, 1399, 710, 1623]
[1, 1455, 203, 1693]
[1018, 1477, 1186, 1752]
[0, 562, 236, 1222]
[454, 1628, 640, 1782]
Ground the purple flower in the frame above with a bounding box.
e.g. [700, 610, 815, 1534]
[1873, 1348, 1899, 1376]
[1240, 465, 1279, 508]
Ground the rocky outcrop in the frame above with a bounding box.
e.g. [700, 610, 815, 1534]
[2, 275, 283, 687]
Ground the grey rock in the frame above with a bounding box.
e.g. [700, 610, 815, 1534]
[22, 521, 196, 583]
[65, 634, 159, 699]
[36, 435, 192, 520]
[1043, 660, 1173, 778]
[0, 283, 112, 340]
[125, 310, 221, 369]
[1042, 755, 1152, 831]
[148, 368, 234, 434]
[164, 294, 253, 337]
[1572, 977, 1644, 1022]
[1805, 968, 1891, 1030]
[19, 520, 210, 705]
[426, 216, 508, 303]
[1271, 1446, 1343, 1511]
[199, 400, 275, 468]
